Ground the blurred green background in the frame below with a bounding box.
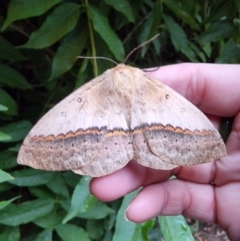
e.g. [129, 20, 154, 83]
[0, 0, 239, 240]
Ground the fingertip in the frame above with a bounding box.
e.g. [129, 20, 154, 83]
[126, 180, 215, 223]
[90, 161, 147, 202]
[126, 186, 163, 222]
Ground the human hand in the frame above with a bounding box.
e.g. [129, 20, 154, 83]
[90, 63, 240, 241]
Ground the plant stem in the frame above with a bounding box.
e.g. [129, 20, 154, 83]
[85, 0, 98, 76]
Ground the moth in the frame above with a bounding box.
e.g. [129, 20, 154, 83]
[17, 64, 226, 177]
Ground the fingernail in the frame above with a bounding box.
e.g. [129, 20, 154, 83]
[124, 204, 131, 222]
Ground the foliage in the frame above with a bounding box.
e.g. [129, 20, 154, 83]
[0, 0, 239, 240]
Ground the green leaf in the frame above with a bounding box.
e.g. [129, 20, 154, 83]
[0, 104, 8, 112]
[49, 25, 87, 80]
[0, 199, 55, 226]
[8, 143, 21, 152]
[78, 201, 115, 219]
[164, 0, 199, 30]
[163, 14, 196, 61]
[62, 171, 79, 187]
[0, 169, 13, 183]
[62, 177, 91, 223]
[133, 220, 155, 241]
[0, 196, 20, 210]
[207, 0, 235, 23]
[188, 42, 206, 62]
[34, 210, 65, 229]
[2, 0, 62, 30]
[0, 132, 12, 142]
[235, 0, 240, 12]
[181, 0, 197, 15]
[112, 191, 138, 241]
[0, 226, 20, 241]
[88, 5, 125, 61]
[198, 20, 236, 44]
[0, 36, 23, 62]
[55, 224, 90, 241]
[0, 150, 17, 170]
[9, 169, 55, 186]
[0, 88, 17, 116]
[19, 3, 80, 49]
[0, 120, 31, 142]
[103, 0, 134, 22]
[86, 219, 104, 240]
[33, 229, 52, 241]
[75, 58, 90, 88]
[158, 215, 194, 241]
[0, 182, 13, 192]
[46, 173, 70, 199]
[0, 63, 32, 89]
[68, 191, 97, 214]
[29, 186, 57, 199]
[216, 40, 240, 63]
[139, 1, 161, 57]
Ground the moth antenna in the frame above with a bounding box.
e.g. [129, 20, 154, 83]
[77, 56, 119, 65]
[124, 34, 160, 64]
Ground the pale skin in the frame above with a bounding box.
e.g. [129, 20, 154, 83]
[90, 63, 240, 241]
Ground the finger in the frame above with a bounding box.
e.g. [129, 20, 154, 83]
[91, 161, 216, 203]
[91, 163, 217, 202]
[126, 179, 215, 223]
[147, 63, 240, 116]
[205, 115, 221, 129]
[175, 162, 215, 183]
[90, 161, 173, 201]
[90, 161, 147, 201]
[225, 112, 240, 153]
[215, 182, 240, 241]
[215, 113, 240, 185]
[215, 152, 240, 186]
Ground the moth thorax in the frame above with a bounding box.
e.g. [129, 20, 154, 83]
[112, 66, 135, 97]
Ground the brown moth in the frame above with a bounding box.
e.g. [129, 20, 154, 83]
[17, 64, 227, 177]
